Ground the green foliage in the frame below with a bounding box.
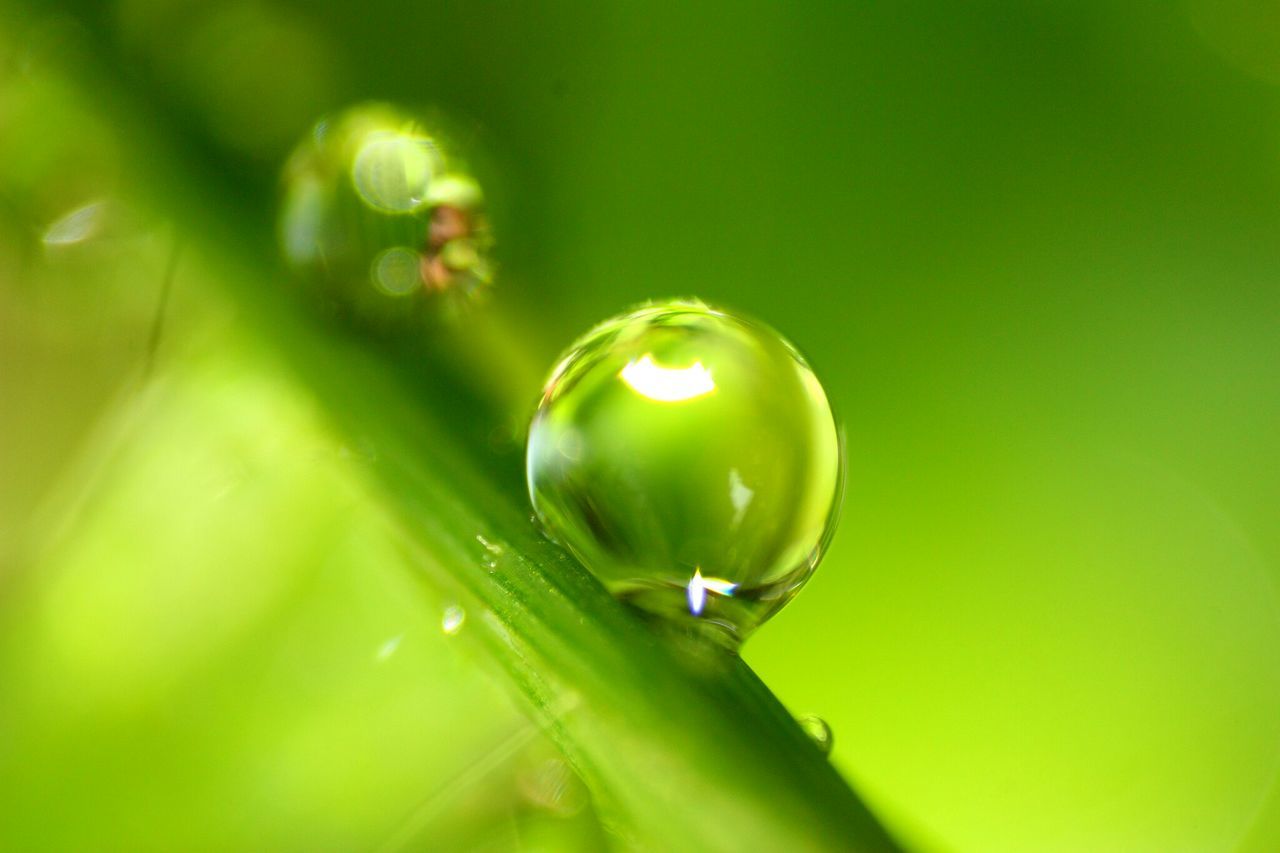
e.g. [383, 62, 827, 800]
[0, 5, 896, 850]
[5, 2, 1280, 851]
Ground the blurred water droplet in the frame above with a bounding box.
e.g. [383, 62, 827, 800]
[278, 102, 495, 323]
[42, 200, 108, 246]
[375, 634, 403, 662]
[441, 604, 466, 635]
[517, 758, 587, 817]
[526, 299, 842, 645]
[796, 713, 834, 756]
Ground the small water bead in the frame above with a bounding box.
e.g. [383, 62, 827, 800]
[278, 102, 494, 324]
[796, 714, 834, 756]
[441, 604, 466, 635]
[374, 634, 403, 662]
[526, 300, 843, 644]
[42, 200, 108, 246]
[477, 533, 505, 570]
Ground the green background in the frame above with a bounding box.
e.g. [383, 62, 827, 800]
[1, 1, 1278, 850]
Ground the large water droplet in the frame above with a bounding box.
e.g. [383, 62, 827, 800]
[796, 713, 834, 756]
[526, 299, 843, 644]
[278, 102, 494, 324]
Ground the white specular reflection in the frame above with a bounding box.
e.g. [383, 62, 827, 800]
[686, 568, 738, 616]
[619, 354, 715, 402]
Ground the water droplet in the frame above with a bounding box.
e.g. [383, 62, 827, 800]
[42, 200, 108, 246]
[40, 198, 150, 250]
[278, 102, 495, 322]
[526, 300, 842, 644]
[796, 714, 834, 756]
[476, 534, 504, 570]
[375, 634, 403, 662]
[441, 604, 466, 635]
[728, 468, 754, 527]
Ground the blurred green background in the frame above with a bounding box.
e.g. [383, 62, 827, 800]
[2, 1, 1280, 850]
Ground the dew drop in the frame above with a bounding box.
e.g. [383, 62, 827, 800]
[374, 633, 403, 662]
[526, 299, 843, 644]
[477, 534, 505, 570]
[278, 102, 495, 322]
[796, 713, 834, 756]
[441, 604, 466, 635]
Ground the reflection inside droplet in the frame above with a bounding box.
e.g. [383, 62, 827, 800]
[686, 568, 737, 616]
[441, 604, 466, 635]
[728, 468, 754, 527]
[619, 353, 716, 402]
[371, 246, 422, 296]
[556, 429, 583, 462]
[352, 132, 439, 213]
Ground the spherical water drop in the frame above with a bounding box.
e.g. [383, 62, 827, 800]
[526, 299, 843, 644]
[796, 713, 834, 756]
[278, 102, 494, 323]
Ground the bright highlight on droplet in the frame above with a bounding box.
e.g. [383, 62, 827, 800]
[728, 468, 754, 527]
[686, 568, 738, 616]
[441, 604, 466, 635]
[352, 132, 438, 213]
[619, 354, 715, 402]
